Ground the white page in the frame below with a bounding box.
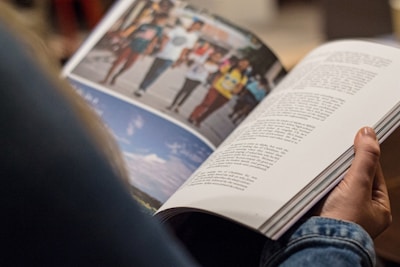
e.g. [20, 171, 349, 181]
[157, 40, 400, 239]
[62, 0, 286, 212]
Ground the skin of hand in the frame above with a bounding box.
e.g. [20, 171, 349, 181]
[317, 127, 392, 238]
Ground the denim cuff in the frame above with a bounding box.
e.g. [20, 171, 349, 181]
[260, 217, 375, 267]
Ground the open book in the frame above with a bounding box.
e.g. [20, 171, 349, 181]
[63, 0, 400, 240]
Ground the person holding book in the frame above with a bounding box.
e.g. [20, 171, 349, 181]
[0, 4, 392, 266]
[166, 51, 222, 113]
[259, 127, 391, 267]
[99, 13, 169, 85]
[229, 77, 270, 124]
[188, 58, 250, 127]
[134, 20, 205, 97]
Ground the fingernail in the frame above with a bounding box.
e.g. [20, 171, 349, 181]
[361, 127, 377, 139]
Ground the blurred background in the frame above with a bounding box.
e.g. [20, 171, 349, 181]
[2, 0, 399, 265]
[3, 0, 395, 68]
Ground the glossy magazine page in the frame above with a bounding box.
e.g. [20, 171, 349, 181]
[63, 0, 285, 213]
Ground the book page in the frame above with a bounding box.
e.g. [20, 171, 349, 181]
[64, 0, 285, 147]
[62, 0, 285, 213]
[157, 40, 400, 239]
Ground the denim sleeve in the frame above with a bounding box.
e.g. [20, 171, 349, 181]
[260, 217, 375, 267]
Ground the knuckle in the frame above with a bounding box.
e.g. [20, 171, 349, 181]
[362, 144, 381, 161]
[355, 139, 381, 161]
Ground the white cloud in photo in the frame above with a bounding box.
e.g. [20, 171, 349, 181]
[165, 141, 207, 164]
[126, 122, 135, 136]
[112, 133, 131, 145]
[143, 153, 166, 164]
[133, 115, 144, 128]
[166, 142, 182, 154]
[124, 152, 196, 203]
[126, 115, 144, 136]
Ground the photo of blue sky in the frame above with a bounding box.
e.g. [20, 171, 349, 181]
[68, 78, 214, 204]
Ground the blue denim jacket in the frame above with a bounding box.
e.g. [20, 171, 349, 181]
[260, 217, 375, 267]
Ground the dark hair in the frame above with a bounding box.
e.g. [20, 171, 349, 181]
[206, 51, 221, 62]
[159, 0, 174, 8]
[193, 20, 205, 26]
[259, 77, 268, 85]
[153, 12, 169, 22]
[228, 58, 249, 77]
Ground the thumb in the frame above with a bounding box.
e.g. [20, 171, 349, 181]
[344, 127, 380, 194]
[318, 127, 391, 238]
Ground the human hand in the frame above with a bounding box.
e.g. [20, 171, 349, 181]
[317, 127, 392, 238]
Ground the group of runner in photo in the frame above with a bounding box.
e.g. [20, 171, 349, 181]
[98, 0, 272, 127]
